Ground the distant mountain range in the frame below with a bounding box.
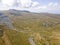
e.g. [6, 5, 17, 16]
[8, 9, 60, 15]
[8, 9, 30, 13]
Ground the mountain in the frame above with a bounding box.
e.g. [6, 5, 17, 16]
[8, 9, 30, 16]
[9, 9, 30, 12]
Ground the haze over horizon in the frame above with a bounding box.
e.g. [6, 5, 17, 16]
[0, 0, 60, 14]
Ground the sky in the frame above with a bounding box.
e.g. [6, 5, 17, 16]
[0, 0, 60, 14]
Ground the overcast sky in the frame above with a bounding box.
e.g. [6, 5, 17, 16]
[0, 0, 60, 14]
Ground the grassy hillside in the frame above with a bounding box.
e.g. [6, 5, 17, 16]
[0, 10, 60, 45]
[0, 38, 5, 45]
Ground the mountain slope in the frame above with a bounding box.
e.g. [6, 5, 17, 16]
[0, 9, 60, 45]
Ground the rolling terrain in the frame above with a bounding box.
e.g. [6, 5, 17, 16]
[0, 9, 60, 45]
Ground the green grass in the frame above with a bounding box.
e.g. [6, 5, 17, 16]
[5, 13, 60, 45]
[6, 30, 30, 45]
[0, 38, 5, 45]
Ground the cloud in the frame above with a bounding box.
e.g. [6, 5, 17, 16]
[31, 1, 40, 7]
[0, 0, 15, 10]
[1, 0, 15, 6]
[17, 0, 32, 8]
[47, 2, 60, 10]
[0, 0, 60, 13]
[0, 3, 9, 10]
[48, 2, 58, 7]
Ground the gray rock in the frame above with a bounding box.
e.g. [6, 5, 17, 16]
[0, 14, 14, 29]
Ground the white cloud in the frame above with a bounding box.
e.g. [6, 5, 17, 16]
[48, 2, 53, 7]
[48, 2, 58, 7]
[1, 0, 15, 6]
[47, 2, 60, 10]
[17, 0, 32, 8]
[0, 3, 9, 10]
[31, 1, 40, 7]
[0, 0, 60, 13]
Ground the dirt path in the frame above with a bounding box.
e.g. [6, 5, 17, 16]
[2, 32, 12, 45]
[28, 37, 36, 45]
